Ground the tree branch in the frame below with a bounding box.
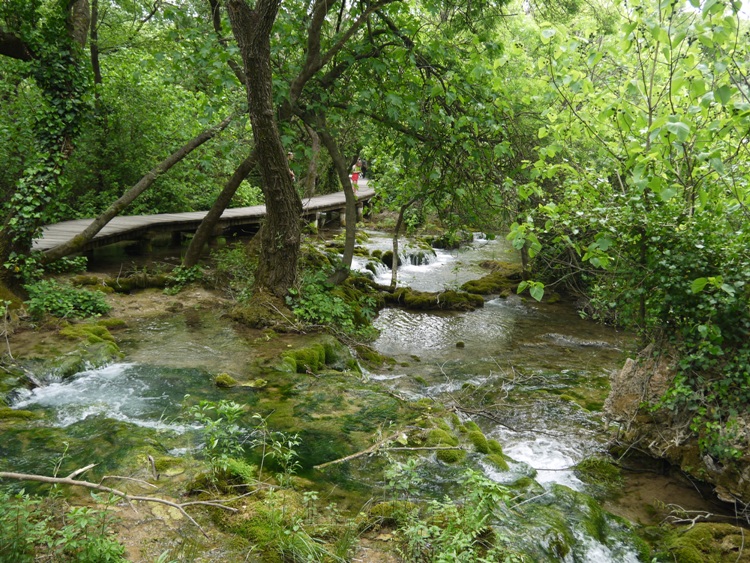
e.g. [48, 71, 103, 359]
[42, 114, 233, 263]
[0, 468, 239, 537]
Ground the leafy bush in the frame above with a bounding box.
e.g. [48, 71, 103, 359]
[24, 280, 111, 319]
[163, 265, 203, 295]
[0, 490, 125, 563]
[287, 269, 378, 337]
[386, 466, 523, 562]
[43, 256, 88, 275]
[210, 243, 257, 301]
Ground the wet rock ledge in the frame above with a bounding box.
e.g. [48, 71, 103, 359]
[604, 345, 750, 505]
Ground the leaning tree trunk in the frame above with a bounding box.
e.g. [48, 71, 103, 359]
[226, 0, 302, 298]
[302, 125, 321, 198]
[390, 204, 407, 289]
[42, 115, 233, 264]
[318, 127, 358, 283]
[183, 150, 257, 267]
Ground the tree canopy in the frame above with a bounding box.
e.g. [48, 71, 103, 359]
[2, 0, 750, 461]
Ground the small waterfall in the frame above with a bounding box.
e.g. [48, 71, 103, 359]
[398, 246, 436, 266]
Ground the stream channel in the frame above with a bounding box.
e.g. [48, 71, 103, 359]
[3, 230, 722, 561]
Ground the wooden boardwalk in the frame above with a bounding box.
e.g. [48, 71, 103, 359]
[33, 181, 375, 253]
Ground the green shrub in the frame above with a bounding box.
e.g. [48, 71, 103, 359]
[164, 265, 203, 295]
[24, 280, 111, 319]
[287, 269, 378, 337]
[44, 256, 88, 275]
[211, 243, 257, 302]
[0, 491, 125, 563]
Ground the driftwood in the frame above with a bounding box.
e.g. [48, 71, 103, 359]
[314, 431, 404, 470]
[0, 464, 238, 537]
[313, 429, 461, 470]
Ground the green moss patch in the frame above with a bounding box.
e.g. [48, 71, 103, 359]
[215, 373, 238, 388]
[468, 430, 491, 453]
[0, 407, 40, 420]
[574, 456, 623, 499]
[426, 428, 459, 447]
[436, 448, 467, 464]
[662, 523, 750, 563]
[59, 323, 116, 344]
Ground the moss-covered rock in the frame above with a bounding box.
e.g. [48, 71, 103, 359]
[662, 523, 750, 563]
[429, 231, 473, 250]
[426, 428, 459, 447]
[0, 406, 40, 420]
[487, 439, 504, 455]
[486, 453, 509, 471]
[72, 273, 172, 293]
[381, 250, 401, 269]
[573, 456, 623, 499]
[215, 373, 238, 388]
[468, 430, 491, 454]
[354, 345, 396, 369]
[48, 325, 123, 378]
[59, 323, 116, 344]
[384, 288, 484, 311]
[231, 290, 295, 329]
[96, 318, 127, 329]
[464, 420, 481, 433]
[436, 448, 467, 464]
[460, 270, 521, 296]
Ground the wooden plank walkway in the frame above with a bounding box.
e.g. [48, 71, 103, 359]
[33, 181, 375, 252]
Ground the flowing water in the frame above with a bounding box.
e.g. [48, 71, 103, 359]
[350, 233, 644, 561]
[3, 231, 719, 560]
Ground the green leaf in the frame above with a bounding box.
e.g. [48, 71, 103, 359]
[529, 284, 545, 302]
[714, 85, 732, 105]
[595, 236, 613, 251]
[660, 186, 677, 201]
[691, 278, 708, 293]
[720, 284, 736, 296]
[665, 121, 690, 142]
[541, 28, 557, 44]
[709, 158, 725, 174]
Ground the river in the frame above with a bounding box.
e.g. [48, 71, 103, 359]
[2, 230, 721, 561]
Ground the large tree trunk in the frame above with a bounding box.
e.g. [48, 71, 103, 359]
[183, 150, 257, 267]
[0, 0, 91, 297]
[226, 0, 302, 298]
[42, 115, 233, 263]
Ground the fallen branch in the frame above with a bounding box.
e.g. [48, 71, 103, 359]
[314, 431, 404, 470]
[385, 446, 463, 452]
[0, 469, 238, 537]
